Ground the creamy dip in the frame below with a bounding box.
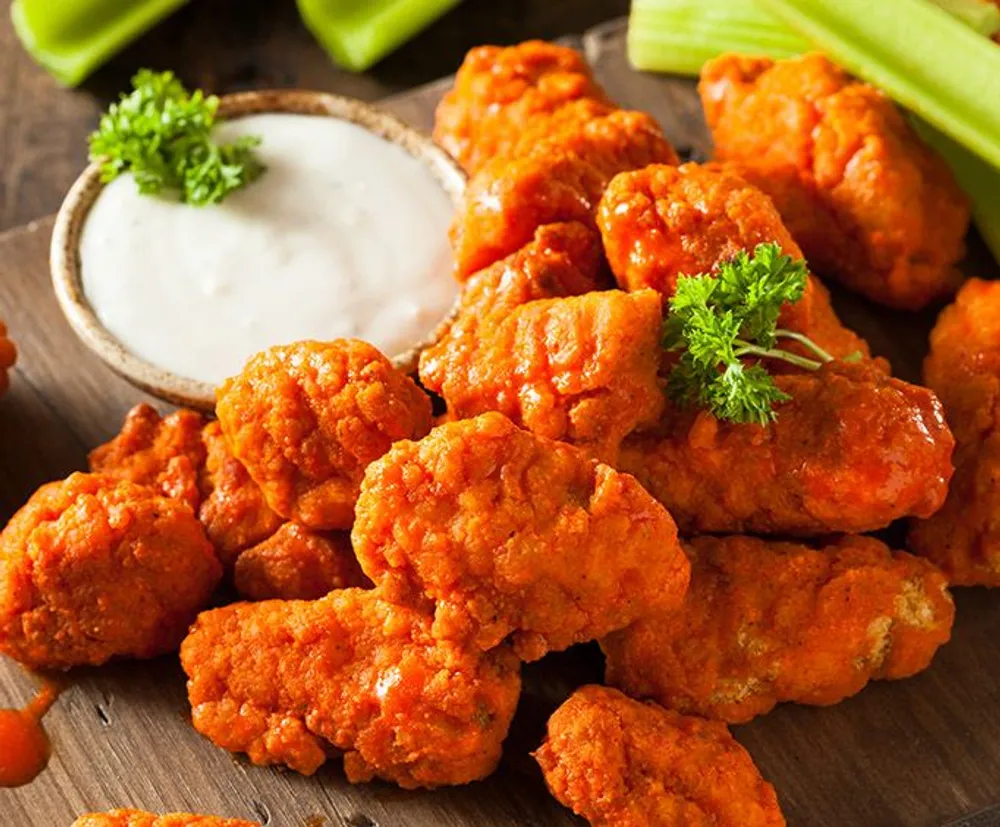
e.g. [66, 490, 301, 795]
[80, 113, 457, 385]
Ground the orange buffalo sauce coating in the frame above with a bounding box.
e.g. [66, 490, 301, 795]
[0, 680, 59, 787]
[910, 279, 1000, 584]
[699, 53, 969, 310]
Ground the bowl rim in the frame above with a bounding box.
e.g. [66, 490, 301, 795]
[50, 88, 466, 413]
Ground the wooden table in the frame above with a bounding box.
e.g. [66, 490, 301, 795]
[2, 13, 1000, 827]
[0, 0, 628, 232]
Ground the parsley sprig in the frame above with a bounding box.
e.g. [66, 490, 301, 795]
[664, 243, 856, 425]
[88, 70, 264, 206]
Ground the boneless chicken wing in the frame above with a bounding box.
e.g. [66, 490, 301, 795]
[601, 535, 954, 723]
[452, 112, 677, 280]
[424, 222, 662, 463]
[699, 53, 970, 310]
[0, 473, 221, 670]
[233, 521, 369, 601]
[910, 279, 1000, 585]
[89, 403, 207, 511]
[180, 589, 521, 787]
[433, 41, 611, 175]
[421, 287, 664, 464]
[352, 413, 689, 662]
[597, 162, 871, 362]
[0, 320, 16, 397]
[216, 340, 433, 531]
[72, 811, 257, 827]
[534, 685, 785, 827]
[618, 362, 953, 536]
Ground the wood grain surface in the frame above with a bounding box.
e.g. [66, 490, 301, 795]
[2, 18, 1000, 827]
[0, 0, 629, 233]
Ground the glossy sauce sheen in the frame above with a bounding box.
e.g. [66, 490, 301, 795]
[80, 114, 457, 385]
[0, 681, 58, 787]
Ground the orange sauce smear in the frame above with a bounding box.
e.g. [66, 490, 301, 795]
[0, 681, 59, 787]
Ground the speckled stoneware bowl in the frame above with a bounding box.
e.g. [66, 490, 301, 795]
[51, 89, 466, 413]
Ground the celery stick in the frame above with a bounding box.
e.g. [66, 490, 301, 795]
[912, 119, 1000, 266]
[10, 0, 190, 87]
[932, 0, 1000, 37]
[759, 0, 1000, 171]
[297, 0, 462, 73]
[628, 0, 811, 76]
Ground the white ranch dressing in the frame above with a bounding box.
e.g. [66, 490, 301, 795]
[80, 113, 457, 386]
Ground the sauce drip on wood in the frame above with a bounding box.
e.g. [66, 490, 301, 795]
[0, 681, 59, 787]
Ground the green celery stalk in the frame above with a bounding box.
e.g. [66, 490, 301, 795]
[758, 0, 1000, 170]
[10, 0, 190, 87]
[628, 0, 811, 76]
[296, 0, 462, 72]
[912, 119, 1000, 266]
[932, 0, 1000, 35]
[630, 0, 1000, 76]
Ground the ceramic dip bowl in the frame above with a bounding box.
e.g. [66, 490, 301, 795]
[51, 89, 466, 412]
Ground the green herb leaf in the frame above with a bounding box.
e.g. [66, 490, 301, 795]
[665, 242, 832, 425]
[88, 69, 263, 206]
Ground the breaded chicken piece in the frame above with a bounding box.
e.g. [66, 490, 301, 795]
[233, 521, 369, 601]
[699, 54, 970, 310]
[602, 535, 954, 723]
[0, 473, 220, 670]
[535, 685, 785, 827]
[452, 112, 677, 280]
[421, 289, 664, 464]
[431, 222, 607, 326]
[198, 421, 283, 569]
[72, 811, 257, 827]
[216, 340, 433, 531]
[597, 162, 870, 362]
[618, 362, 954, 536]
[89, 404, 207, 511]
[0, 320, 16, 397]
[352, 413, 689, 662]
[910, 279, 1000, 585]
[180, 588, 521, 787]
[433, 41, 611, 174]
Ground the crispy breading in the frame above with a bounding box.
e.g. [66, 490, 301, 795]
[72, 811, 257, 827]
[602, 535, 955, 724]
[433, 41, 611, 174]
[910, 279, 1000, 585]
[451, 113, 677, 280]
[0, 473, 221, 670]
[89, 408, 283, 568]
[88, 403, 207, 511]
[699, 53, 970, 310]
[0, 320, 16, 397]
[422, 288, 664, 464]
[180, 588, 521, 788]
[535, 685, 785, 827]
[618, 362, 954, 536]
[233, 521, 369, 601]
[596, 162, 871, 362]
[352, 413, 689, 662]
[216, 340, 433, 531]
[432, 222, 607, 322]
[198, 421, 283, 569]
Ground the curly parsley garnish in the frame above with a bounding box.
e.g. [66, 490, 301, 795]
[663, 243, 858, 426]
[88, 70, 264, 206]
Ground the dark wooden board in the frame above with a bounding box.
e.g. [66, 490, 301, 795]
[3, 18, 1000, 827]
